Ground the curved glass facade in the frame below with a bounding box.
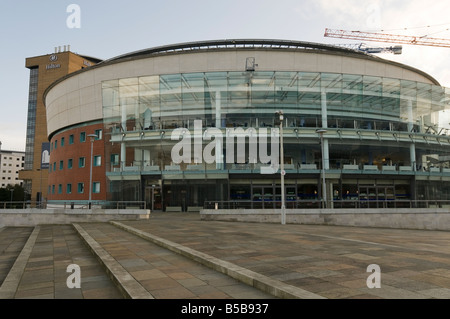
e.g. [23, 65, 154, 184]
[102, 71, 450, 210]
[103, 71, 449, 133]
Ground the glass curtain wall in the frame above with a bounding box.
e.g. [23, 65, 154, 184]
[102, 72, 450, 205]
[103, 71, 449, 171]
[103, 71, 448, 135]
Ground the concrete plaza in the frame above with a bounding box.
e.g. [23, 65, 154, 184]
[1, 212, 450, 299]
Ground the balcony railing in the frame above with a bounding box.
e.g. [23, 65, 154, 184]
[110, 162, 450, 174]
[0, 201, 147, 210]
[204, 200, 450, 210]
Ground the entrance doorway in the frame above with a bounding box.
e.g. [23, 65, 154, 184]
[251, 185, 297, 209]
[252, 185, 275, 209]
[146, 186, 162, 211]
[358, 185, 395, 208]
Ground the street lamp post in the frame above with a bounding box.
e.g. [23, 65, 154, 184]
[37, 168, 42, 208]
[88, 134, 98, 209]
[316, 129, 327, 209]
[276, 111, 286, 225]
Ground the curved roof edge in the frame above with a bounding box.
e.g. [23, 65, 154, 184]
[44, 39, 441, 100]
[99, 39, 440, 85]
[100, 38, 368, 63]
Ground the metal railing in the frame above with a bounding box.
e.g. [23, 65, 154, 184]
[204, 200, 450, 210]
[0, 201, 147, 210]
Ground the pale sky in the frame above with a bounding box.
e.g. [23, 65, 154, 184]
[1, 0, 450, 151]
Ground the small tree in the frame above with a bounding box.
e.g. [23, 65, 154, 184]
[0, 184, 25, 205]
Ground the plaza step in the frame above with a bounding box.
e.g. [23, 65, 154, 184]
[110, 221, 324, 299]
[73, 222, 276, 299]
[0, 225, 123, 299]
[0, 227, 34, 288]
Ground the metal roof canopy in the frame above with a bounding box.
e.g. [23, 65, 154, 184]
[101, 39, 365, 63]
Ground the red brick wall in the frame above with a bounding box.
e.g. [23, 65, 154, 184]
[47, 123, 106, 201]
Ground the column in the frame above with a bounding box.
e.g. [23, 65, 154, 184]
[321, 90, 330, 170]
[121, 102, 127, 169]
[143, 150, 151, 167]
[216, 90, 223, 169]
[323, 139, 330, 170]
[407, 100, 416, 170]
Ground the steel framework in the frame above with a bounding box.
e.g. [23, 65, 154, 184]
[324, 28, 450, 48]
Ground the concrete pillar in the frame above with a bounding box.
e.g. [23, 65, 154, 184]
[407, 100, 414, 132]
[121, 101, 127, 132]
[134, 148, 142, 167]
[323, 139, 330, 170]
[407, 100, 416, 170]
[410, 143, 416, 171]
[143, 150, 151, 166]
[216, 91, 223, 169]
[135, 103, 140, 130]
[121, 143, 126, 170]
[321, 90, 328, 129]
[216, 90, 221, 128]
[329, 182, 334, 209]
[121, 101, 127, 169]
[321, 90, 330, 170]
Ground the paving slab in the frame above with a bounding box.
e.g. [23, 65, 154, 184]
[2, 212, 450, 301]
[75, 222, 275, 299]
[119, 212, 450, 299]
[0, 227, 33, 286]
[1, 225, 123, 299]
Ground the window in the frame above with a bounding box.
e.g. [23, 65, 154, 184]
[54, 140, 57, 149]
[68, 158, 73, 169]
[93, 182, 101, 193]
[52, 185, 55, 194]
[69, 134, 74, 144]
[53, 162, 56, 171]
[94, 155, 101, 167]
[59, 160, 64, 170]
[61, 137, 65, 147]
[78, 183, 84, 194]
[58, 184, 62, 194]
[67, 184, 72, 194]
[79, 157, 85, 168]
[94, 129, 103, 140]
[80, 132, 86, 142]
[111, 154, 119, 166]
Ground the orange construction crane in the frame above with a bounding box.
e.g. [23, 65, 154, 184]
[324, 28, 450, 48]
